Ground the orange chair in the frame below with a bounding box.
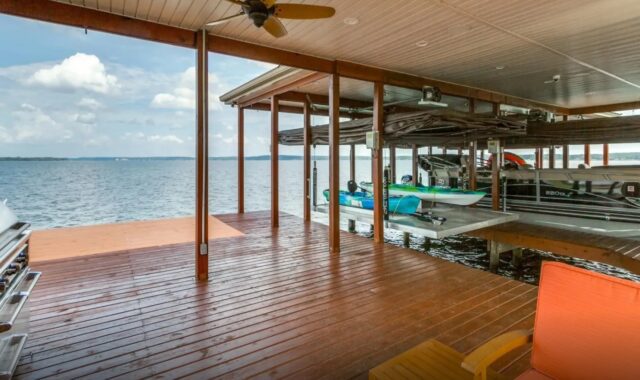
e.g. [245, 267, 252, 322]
[370, 262, 640, 380]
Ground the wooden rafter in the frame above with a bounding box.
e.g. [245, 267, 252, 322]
[236, 72, 328, 108]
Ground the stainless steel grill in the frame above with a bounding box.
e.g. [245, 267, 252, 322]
[0, 203, 40, 379]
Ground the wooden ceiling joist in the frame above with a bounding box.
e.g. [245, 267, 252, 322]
[569, 101, 640, 115]
[236, 72, 327, 108]
[1, 0, 572, 115]
[245, 103, 370, 119]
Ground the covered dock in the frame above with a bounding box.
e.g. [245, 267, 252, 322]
[2, 0, 640, 379]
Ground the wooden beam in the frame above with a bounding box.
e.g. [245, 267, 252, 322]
[372, 82, 385, 244]
[244, 102, 368, 119]
[238, 107, 245, 214]
[236, 72, 327, 108]
[303, 99, 312, 223]
[271, 96, 280, 228]
[563, 145, 569, 169]
[328, 73, 340, 254]
[549, 146, 555, 169]
[570, 101, 640, 115]
[603, 143, 610, 166]
[278, 91, 372, 110]
[195, 30, 209, 282]
[0, 0, 197, 48]
[584, 144, 591, 166]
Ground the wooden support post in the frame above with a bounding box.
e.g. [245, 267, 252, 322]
[603, 143, 610, 166]
[492, 149, 500, 211]
[271, 95, 279, 228]
[411, 145, 418, 185]
[195, 30, 209, 282]
[489, 241, 500, 273]
[389, 145, 396, 184]
[584, 144, 591, 166]
[549, 146, 555, 169]
[403, 232, 410, 248]
[328, 72, 340, 253]
[562, 115, 569, 168]
[349, 144, 356, 181]
[372, 82, 385, 244]
[511, 248, 523, 268]
[303, 99, 311, 222]
[468, 141, 477, 191]
[238, 107, 244, 214]
[491, 104, 501, 211]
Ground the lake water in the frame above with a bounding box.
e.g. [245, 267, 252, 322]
[1, 159, 638, 285]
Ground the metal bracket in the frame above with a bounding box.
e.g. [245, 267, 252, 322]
[199, 243, 208, 256]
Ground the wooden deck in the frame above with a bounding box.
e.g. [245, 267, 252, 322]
[17, 211, 537, 379]
[470, 221, 640, 275]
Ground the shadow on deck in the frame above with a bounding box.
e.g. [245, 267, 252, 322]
[17, 211, 536, 379]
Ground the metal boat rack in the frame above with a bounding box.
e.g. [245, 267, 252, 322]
[315, 203, 518, 240]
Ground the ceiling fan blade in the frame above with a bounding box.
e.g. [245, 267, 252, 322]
[260, 0, 277, 7]
[263, 16, 288, 38]
[205, 12, 244, 27]
[272, 4, 336, 19]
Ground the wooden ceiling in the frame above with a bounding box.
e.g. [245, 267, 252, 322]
[51, 0, 640, 109]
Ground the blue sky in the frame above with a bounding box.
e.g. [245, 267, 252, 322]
[0, 14, 318, 158]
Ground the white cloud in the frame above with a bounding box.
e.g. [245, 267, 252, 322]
[0, 125, 13, 143]
[148, 134, 184, 144]
[77, 97, 103, 110]
[150, 67, 225, 110]
[27, 53, 118, 94]
[73, 112, 97, 125]
[122, 132, 184, 144]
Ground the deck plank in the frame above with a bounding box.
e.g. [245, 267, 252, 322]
[17, 211, 536, 379]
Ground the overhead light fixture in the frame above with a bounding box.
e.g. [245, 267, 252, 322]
[544, 74, 561, 84]
[418, 86, 448, 107]
[343, 17, 359, 25]
[495, 65, 505, 70]
[415, 40, 428, 47]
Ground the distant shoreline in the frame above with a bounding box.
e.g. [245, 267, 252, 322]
[0, 153, 638, 161]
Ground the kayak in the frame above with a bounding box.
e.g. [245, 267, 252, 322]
[322, 190, 420, 214]
[359, 182, 485, 206]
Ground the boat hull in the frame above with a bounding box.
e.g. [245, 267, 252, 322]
[322, 190, 420, 214]
[359, 183, 485, 206]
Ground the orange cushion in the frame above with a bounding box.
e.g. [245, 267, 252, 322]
[531, 262, 640, 380]
[516, 369, 552, 380]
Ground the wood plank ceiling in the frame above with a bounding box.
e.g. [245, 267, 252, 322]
[54, 0, 640, 109]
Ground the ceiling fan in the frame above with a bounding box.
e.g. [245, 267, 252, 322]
[206, 0, 336, 38]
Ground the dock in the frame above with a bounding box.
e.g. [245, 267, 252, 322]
[16, 212, 536, 379]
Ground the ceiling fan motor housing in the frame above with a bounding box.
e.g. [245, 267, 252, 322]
[245, 0, 270, 27]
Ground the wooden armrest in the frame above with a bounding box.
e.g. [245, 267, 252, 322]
[461, 329, 533, 380]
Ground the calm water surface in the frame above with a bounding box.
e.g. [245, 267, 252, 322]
[1, 159, 638, 285]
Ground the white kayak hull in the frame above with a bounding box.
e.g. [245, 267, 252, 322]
[360, 183, 485, 206]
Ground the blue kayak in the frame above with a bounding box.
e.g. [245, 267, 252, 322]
[323, 190, 420, 214]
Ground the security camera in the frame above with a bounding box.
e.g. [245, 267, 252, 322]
[552, 74, 561, 83]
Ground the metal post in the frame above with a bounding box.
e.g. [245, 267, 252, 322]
[303, 99, 311, 222]
[238, 107, 244, 214]
[271, 95, 279, 228]
[312, 160, 318, 211]
[383, 165, 390, 222]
